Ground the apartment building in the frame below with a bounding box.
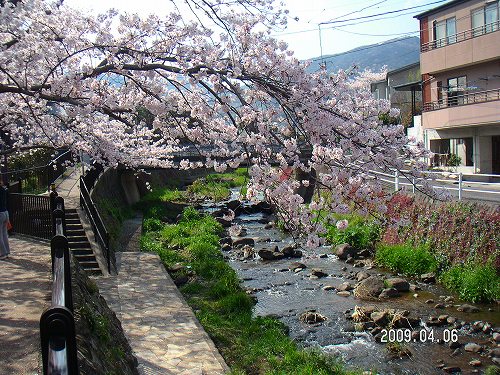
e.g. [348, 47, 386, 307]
[415, 0, 500, 174]
[371, 62, 422, 127]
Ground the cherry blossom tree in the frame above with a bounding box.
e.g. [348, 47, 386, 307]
[0, 0, 429, 243]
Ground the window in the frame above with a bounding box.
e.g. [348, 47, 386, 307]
[433, 17, 456, 47]
[447, 76, 466, 106]
[472, 1, 499, 36]
[437, 81, 443, 104]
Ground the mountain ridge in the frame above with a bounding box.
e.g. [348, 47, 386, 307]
[305, 36, 420, 74]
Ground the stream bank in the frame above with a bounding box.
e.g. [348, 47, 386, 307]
[204, 194, 500, 375]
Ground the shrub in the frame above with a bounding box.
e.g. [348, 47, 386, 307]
[142, 218, 164, 232]
[325, 215, 380, 250]
[441, 263, 500, 303]
[375, 243, 438, 276]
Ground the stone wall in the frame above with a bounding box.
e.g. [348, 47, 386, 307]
[72, 258, 138, 375]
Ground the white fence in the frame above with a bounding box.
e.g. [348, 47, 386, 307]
[370, 169, 500, 202]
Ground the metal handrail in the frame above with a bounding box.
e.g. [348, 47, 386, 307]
[423, 88, 500, 112]
[421, 20, 500, 52]
[40, 192, 79, 375]
[79, 166, 111, 273]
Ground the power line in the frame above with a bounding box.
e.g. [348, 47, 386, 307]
[318, 0, 448, 25]
[326, 0, 389, 23]
[331, 28, 419, 37]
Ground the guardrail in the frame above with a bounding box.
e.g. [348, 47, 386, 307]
[422, 88, 500, 112]
[421, 20, 500, 52]
[40, 192, 79, 375]
[79, 163, 111, 273]
[371, 169, 500, 201]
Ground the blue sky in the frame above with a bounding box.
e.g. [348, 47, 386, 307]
[65, 0, 443, 60]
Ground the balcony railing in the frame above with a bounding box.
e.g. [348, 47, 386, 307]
[423, 88, 500, 112]
[421, 20, 500, 52]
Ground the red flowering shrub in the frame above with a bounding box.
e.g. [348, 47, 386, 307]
[382, 194, 500, 270]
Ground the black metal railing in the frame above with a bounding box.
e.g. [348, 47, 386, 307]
[421, 20, 500, 52]
[80, 164, 111, 273]
[8, 193, 52, 240]
[40, 193, 79, 375]
[423, 88, 500, 112]
[1, 149, 73, 194]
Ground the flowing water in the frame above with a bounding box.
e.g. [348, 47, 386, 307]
[203, 196, 500, 375]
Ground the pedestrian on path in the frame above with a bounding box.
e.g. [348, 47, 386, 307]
[0, 179, 10, 260]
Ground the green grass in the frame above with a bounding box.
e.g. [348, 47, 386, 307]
[325, 214, 380, 250]
[375, 243, 438, 276]
[140, 202, 355, 375]
[440, 263, 500, 303]
[187, 168, 249, 201]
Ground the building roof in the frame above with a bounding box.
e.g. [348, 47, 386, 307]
[387, 62, 420, 76]
[393, 80, 422, 91]
[414, 0, 470, 20]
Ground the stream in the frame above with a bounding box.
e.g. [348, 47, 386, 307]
[202, 192, 500, 375]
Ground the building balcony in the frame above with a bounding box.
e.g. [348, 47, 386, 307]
[421, 20, 500, 52]
[420, 22, 500, 74]
[421, 88, 500, 130]
[423, 88, 500, 112]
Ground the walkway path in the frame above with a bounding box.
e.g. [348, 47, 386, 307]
[0, 237, 51, 375]
[52, 166, 82, 208]
[98, 242, 228, 374]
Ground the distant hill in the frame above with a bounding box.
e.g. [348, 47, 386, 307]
[306, 36, 420, 73]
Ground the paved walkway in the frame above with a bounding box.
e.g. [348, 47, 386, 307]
[0, 237, 51, 375]
[98, 251, 229, 375]
[52, 166, 82, 208]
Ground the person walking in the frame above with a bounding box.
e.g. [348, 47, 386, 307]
[0, 179, 10, 260]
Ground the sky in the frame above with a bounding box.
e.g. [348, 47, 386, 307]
[64, 0, 445, 60]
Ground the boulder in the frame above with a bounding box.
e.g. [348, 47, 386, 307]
[289, 262, 306, 271]
[216, 217, 232, 227]
[300, 310, 327, 324]
[337, 282, 354, 292]
[335, 243, 356, 260]
[221, 243, 232, 252]
[464, 343, 482, 353]
[457, 304, 480, 313]
[292, 249, 303, 258]
[322, 285, 336, 291]
[356, 272, 370, 281]
[379, 288, 400, 299]
[233, 238, 255, 247]
[220, 237, 233, 246]
[385, 278, 410, 292]
[310, 268, 328, 278]
[281, 245, 295, 258]
[258, 249, 278, 260]
[226, 200, 241, 212]
[420, 272, 436, 283]
[354, 277, 385, 300]
[337, 291, 351, 297]
[371, 311, 389, 326]
[493, 332, 500, 343]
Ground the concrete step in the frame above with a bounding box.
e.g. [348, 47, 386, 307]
[68, 241, 92, 249]
[74, 254, 97, 263]
[65, 218, 81, 225]
[67, 236, 88, 243]
[66, 229, 86, 237]
[71, 249, 94, 256]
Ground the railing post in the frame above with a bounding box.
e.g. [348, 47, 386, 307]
[49, 184, 58, 212]
[412, 177, 416, 194]
[394, 170, 399, 192]
[458, 172, 463, 201]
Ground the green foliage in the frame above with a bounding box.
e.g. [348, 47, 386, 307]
[441, 263, 500, 303]
[142, 218, 163, 232]
[447, 153, 462, 167]
[140, 204, 352, 375]
[97, 197, 134, 242]
[7, 148, 54, 170]
[485, 366, 500, 375]
[79, 304, 111, 343]
[375, 243, 438, 276]
[325, 215, 380, 250]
